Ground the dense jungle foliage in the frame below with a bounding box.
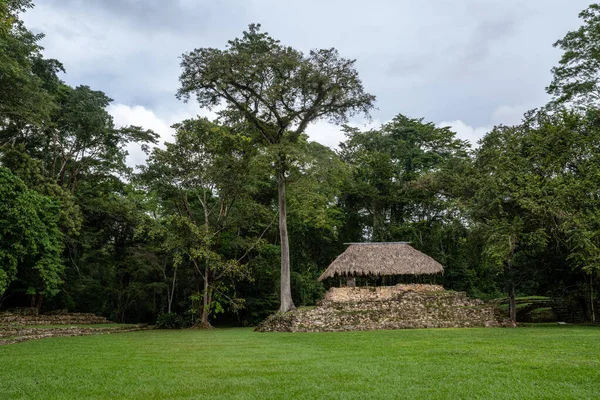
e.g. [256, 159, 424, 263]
[1, 0, 599, 325]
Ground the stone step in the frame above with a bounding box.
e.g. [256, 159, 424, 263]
[0, 324, 150, 345]
[0, 313, 110, 325]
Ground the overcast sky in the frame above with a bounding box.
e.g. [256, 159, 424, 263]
[23, 0, 591, 164]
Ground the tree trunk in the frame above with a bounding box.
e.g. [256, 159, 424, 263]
[199, 271, 212, 328]
[167, 264, 177, 314]
[196, 190, 213, 328]
[277, 169, 295, 312]
[36, 294, 44, 312]
[591, 274, 596, 324]
[507, 237, 517, 323]
[51, 131, 58, 177]
[509, 282, 517, 323]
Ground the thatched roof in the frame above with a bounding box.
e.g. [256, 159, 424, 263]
[318, 242, 444, 281]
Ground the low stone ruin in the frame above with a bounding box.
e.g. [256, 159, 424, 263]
[0, 311, 149, 345]
[0, 324, 149, 345]
[256, 284, 514, 332]
[0, 312, 110, 326]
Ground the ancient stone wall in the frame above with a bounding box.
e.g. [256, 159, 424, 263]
[322, 284, 445, 303]
[0, 312, 150, 345]
[257, 285, 513, 332]
[0, 312, 109, 325]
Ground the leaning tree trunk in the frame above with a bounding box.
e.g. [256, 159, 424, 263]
[590, 273, 596, 324]
[277, 169, 295, 313]
[167, 265, 177, 314]
[508, 281, 517, 323]
[199, 269, 213, 328]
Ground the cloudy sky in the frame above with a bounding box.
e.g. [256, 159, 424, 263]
[23, 0, 590, 163]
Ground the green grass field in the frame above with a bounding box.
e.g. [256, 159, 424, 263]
[1, 325, 599, 399]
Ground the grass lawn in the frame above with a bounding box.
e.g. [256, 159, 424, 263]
[0, 325, 599, 399]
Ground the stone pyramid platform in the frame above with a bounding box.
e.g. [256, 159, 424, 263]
[256, 284, 514, 332]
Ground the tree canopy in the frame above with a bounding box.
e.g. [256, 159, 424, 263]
[548, 4, 600, 108]
[0, 167, 64, 300]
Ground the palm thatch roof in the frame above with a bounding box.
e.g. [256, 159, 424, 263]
[318, 242, 444, 281]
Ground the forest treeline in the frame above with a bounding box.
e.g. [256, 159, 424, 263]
[1, 0, 599, 325]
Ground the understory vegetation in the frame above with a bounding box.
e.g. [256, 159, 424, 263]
[1, 0, 600, 327]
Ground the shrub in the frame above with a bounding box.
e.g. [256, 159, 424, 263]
[156, 312, 183, 329]
[529, 307, 556, 323]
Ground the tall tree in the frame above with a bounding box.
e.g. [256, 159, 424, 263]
[0, 167, 64, 308]
[339, 114, 470, 242]
[46, 85, 157, 192]
[337, 115, 475, 291]
[473, 109, 600, 321]
[547, 3, 600, 108]
[545, 5, 600, 319]
[139, 118, 260, 326]
[473, 120, 551, 321]
[0, 0, 57, 129]
[177, 24, 375, 312]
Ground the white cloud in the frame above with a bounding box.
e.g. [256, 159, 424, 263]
[437, 120, 492, 146]
[110, 104, 175, 141]
[108, 103, 215, 167]
[437, 104, 529, 146]
[108, 104, 175, 168]
[491, 105, 528, 126]
[305, 119, 384, 150]
[305, 121, 346, 149]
